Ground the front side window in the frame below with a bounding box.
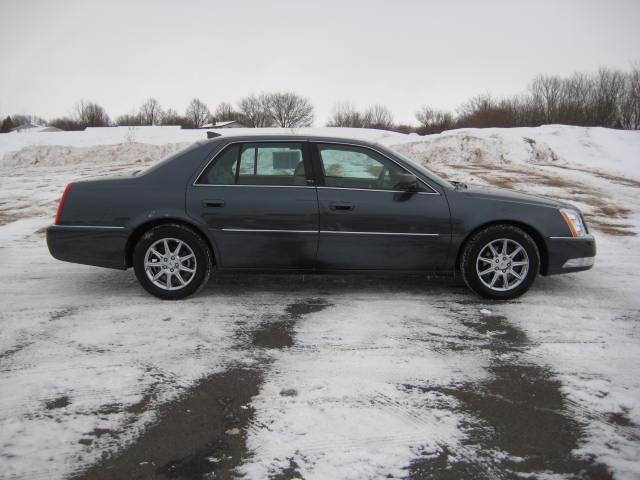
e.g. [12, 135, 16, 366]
[317, 144, 413, 191]
[197, 143, 306, 186]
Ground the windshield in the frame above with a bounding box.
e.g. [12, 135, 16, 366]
[390, 149, 454, 190]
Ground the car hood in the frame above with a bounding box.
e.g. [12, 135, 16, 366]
[459, 183, 569, 208]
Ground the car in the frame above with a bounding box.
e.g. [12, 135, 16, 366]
[46, 134, 596, 300]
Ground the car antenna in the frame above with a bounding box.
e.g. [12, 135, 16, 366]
[206, 131, 221, 139]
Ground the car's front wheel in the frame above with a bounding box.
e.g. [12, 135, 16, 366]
[461, 224, 540, 300]
[133, 224, 213, 300]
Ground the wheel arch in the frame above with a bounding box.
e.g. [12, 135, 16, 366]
[125, 218, 216, 268]
[455, 220, 549, 275]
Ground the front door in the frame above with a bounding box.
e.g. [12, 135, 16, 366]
[186, 141, 319, 269]
[312, 142, 451, 270]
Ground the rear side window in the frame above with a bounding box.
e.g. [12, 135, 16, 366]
[197, 143, 307, 186]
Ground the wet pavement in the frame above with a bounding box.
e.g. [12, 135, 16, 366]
[70, 287, 617, 480]
[408, 313, 612, 479]
[74, 298, 333, 480]
[2, 264, 639, 479]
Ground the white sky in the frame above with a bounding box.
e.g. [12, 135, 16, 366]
[1, 0, 638, 125]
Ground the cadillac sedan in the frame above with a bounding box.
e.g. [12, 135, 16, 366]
[46, 135, 596, 300]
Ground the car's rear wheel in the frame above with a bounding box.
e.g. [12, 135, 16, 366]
[461, 224, 540, 300]
[133, 224, 212, 300]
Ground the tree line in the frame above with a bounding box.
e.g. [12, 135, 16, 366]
[0, 92, 315, 132]
[328, 65, 640, 134]
[1, 65, 639, 134]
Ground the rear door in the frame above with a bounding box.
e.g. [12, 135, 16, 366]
[186, 141, 319, 269]
[312, 142, 451, 270]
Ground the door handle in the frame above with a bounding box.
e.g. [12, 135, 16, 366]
[203, 199, 225, 208]
[330, 201, 354, 211]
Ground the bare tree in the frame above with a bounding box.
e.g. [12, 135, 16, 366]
[161, 108, 180, 125]
[74, 100, 110, 127]
[9, 113, 48, 128]
[48, 116, 85, 131]
[212, 102, 241, 123]
[326, 102, 366, 127]
[529, 75, 564, 124]
[161, 108, 194, 128]
[456, 94, 520, 128]
[556, 73, 592, 125]
[620, 64, 640, 130]
[590, 67, 626, 127]
[265, 92, 314, 127]
[185, 98, 210, 128]
[362, 104, 394, 129]
[238, 93, 273, 127]
[116, 112, 143, 126]
[326, 103, 394, 129]
[139, 98, 163, 125]
[415, 106, 454, 134]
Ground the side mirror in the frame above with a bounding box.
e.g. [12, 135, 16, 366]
[395, 173, 419, 192]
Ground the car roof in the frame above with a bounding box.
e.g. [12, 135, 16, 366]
[197, 133, 385, 149]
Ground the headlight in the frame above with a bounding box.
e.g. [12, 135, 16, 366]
[559, 208, 586, 237]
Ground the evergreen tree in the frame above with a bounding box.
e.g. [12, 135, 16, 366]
[1, 115, 15, 133]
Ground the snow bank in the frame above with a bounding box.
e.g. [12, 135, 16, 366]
[394, 125, 640, 178]
[1, 125, 638, 179]
[0, 125, 409, 157]
[0, 126, 201, 156]
[0, 142, 188, 168]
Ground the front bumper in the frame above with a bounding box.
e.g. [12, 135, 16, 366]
[545, 234, 596, 275]
[46, 225, 129, 270]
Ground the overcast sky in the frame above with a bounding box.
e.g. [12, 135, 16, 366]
[1, 0, 638, 125]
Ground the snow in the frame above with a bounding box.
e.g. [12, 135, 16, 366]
[0, 221, 256, 478]
[0, 125, 408, 157]
[240, 300, 485, 479]
[1, 125, 639, 479]
[393, 125, 640, 179]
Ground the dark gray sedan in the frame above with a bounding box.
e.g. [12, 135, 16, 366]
[46, 135, 596, 300]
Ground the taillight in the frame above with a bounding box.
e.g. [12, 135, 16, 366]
[55, 183, 73, 225]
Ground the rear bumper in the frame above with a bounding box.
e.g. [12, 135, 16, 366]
[545, 234, 596, 275]
[46, 225, 129, 270]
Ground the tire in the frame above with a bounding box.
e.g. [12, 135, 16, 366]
[133, 223, 213, 300]
[460, 224, 540, 300]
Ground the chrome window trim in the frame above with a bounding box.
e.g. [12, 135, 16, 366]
[194, 139, 308, 187]
[548, 235, 593, 240]
[216, 228, 439, 237]
[53, 225, 125, 229]
[221, 228, 317, 234]
[321, 230, 439, 237]
[193, 138, 441, 195]
[194, 184, 437, 194]
[316, 186, 439, 195]
[194, 184, 314, 189]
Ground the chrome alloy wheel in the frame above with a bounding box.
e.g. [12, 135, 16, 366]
[476, 238, 529, 292]
[144, 238, 197, 291]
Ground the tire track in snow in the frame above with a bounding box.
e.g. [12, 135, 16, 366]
[70, 298, 331, 480]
